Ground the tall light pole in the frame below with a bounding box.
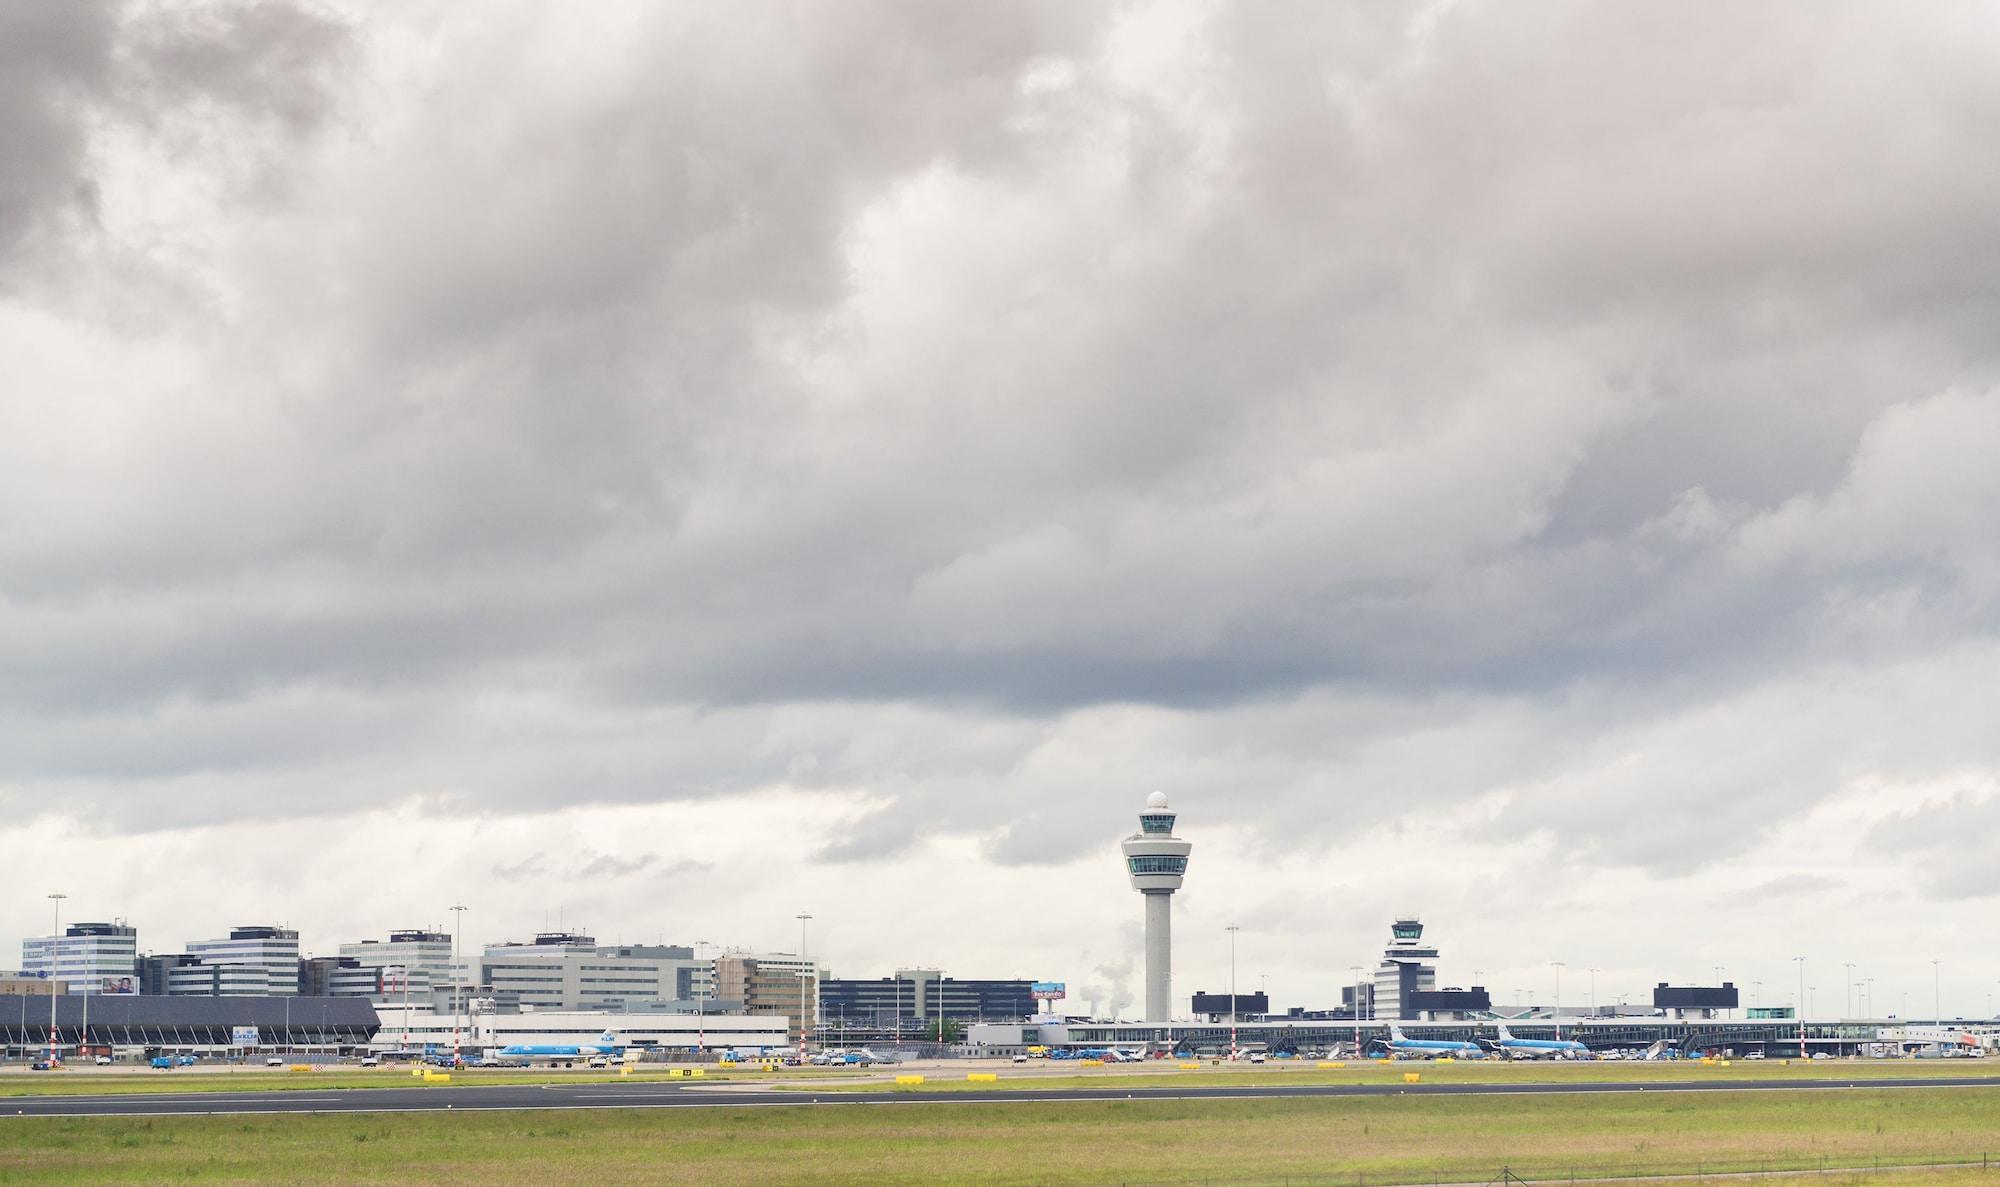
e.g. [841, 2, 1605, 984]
[450, 904, 467, 1067]
[46, 893, 66, 1065]
[1225, 925, 1240, 1060]
[1932, 960, 1942, 1026]
[1844, 963, 1855, 1020]
[1349, 965, 1363, 1058]
[795, 914, 813, 1059]
[1793, 956, 1806, 1057]
[1551, 962, 1565, 1041]
[1588, 968, 1600, 1018]
[693, 939, 712, 1056]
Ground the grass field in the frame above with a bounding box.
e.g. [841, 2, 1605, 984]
[4, 1087, 2000, 1184]
[0, 1067, 859, 1098]
[3, 1056, 1996, 1100]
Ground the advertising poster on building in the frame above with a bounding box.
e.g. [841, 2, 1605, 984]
[1032, 981, 1066, 1000]
[99, 976, 137, 995]
[229, 1026, 261, 1047]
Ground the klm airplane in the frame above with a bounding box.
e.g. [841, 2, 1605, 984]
[490, 1030, 630, 1066]
[1488, 1024, 1590, 1060]
[1382, 1026, 1484, 1059]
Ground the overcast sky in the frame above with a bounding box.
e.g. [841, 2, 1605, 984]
[5, 0, 1999, 1020]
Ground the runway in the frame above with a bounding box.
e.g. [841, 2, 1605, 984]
[7, 1074, 2000, 1118]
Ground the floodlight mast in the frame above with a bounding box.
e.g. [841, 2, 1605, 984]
[46, 894, 66, 1065]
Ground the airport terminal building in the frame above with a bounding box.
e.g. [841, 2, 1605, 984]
[372, 1005, 788, 1056]
[0, 994, 378, 1058]
[966, 1015, 1991, 1059]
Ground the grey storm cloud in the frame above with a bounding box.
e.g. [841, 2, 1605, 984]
[0, 0, 349, 286]
[2, 1, 1999, 987]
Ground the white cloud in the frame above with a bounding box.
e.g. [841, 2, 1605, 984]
[1, 0, 1998, 1015]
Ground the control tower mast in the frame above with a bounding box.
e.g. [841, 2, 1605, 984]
[1122, 792, 1192, 1024]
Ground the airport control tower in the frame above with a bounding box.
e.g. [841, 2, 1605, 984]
[1122, 792, 1192, 1024]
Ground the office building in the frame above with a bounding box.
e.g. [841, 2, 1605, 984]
[480, 933, 704, 1011]
[333, 929, 457, 1005]
[167, 962, 274, 996]
[340, 930, 455, 983]
[185, 926, 301, 995]
[714, 953, 818, 1041]
[137, 953, 199, 995]
[21, 922, 140, 994]
[817, 970, 1039, 1030]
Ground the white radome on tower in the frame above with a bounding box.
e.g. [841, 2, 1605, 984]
[1146, 790, 1169, 809]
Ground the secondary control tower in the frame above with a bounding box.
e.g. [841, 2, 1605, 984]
[1122, 792, 1192, 1024]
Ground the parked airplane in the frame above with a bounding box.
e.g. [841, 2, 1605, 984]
[1382, 1026, 1484, 1059]
[1488, 1024, 1591, 1060]
[490, 1030, 632, 1066]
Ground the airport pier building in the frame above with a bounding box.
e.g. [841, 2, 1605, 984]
[965, 1016, 1990, 1058]
[0, 994, 379, 1059]
[373, 1006, 789, 1056]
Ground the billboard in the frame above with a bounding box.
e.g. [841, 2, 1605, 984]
[230, 1026, 261, 1047]
[1191, 992, 1269, 1016]
[1406, 988, 1491, 1012]
[1653, 983, 1739, 1010]
[98, 976, 138, 995]
[1030, 982, 1066, 1000]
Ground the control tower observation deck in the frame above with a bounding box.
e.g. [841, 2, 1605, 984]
[1121, 792, 1192, 1024]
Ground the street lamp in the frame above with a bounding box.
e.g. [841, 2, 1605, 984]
[1225, 925, 1240, 1061]
[1552, 962, 1565, 1041]
[1844, 963, 1855, 1020]
[795, 914, 813, 1059]
[693, 939, 712, 1056]
[1349, 965, 1363, 1058]
[450, 904, 467, 1067]
[1588, 968, 1600, 1017]
[1932, 960, 1942, 1026]
[46, 893, 66, 1065]
[1793, 956, 1806, 1057]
